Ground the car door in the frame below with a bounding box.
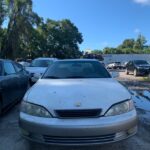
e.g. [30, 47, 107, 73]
[127, 61, 133, 72]
[1, 61, 18, 107]
[13, 62, 29, 99]
[130, 61, 135, 73]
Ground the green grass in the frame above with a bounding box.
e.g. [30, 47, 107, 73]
[142, 76, 150, 82]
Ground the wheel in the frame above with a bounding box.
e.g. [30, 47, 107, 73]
[125, 69, 129, 75]
[134, 69, 138, 77]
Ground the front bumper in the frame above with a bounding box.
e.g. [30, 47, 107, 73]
[137, 68, 150, 75]
[19, 110, 138, 145]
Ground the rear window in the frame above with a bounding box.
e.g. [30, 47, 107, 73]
[30, 59, 53, 67]
[43, 61, 111, 79]
[134, 60, 148, 65]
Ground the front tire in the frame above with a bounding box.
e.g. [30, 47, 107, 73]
[125, 69, 129, 75]
[134, 69, 138, 77]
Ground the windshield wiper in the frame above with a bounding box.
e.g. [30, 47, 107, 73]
[44, 76, 60, 79]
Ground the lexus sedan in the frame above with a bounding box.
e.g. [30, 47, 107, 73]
[0, 59, 29, 115]
[126, 60, 150, 76]
[19, 59, 137, 145]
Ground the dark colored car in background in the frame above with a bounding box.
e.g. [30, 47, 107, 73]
[0, 59, 29, 115]
[125, 60, 150, 76]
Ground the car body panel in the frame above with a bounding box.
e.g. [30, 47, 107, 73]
[19, 110, 137, 145]
[20, 59, 137, 145]
[0, 59, 29, 111]
[25, 78, 131, 116]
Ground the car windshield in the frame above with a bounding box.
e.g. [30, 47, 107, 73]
[43, 61, 111, 79]
[115, 62, 121, 64]
[134, 60, 149, 65]
[30, 59, 53, 67]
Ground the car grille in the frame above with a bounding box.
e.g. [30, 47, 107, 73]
[43, 134, 115, 144]
[55, 109, 102, 118]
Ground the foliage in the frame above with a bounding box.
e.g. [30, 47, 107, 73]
[103, 35, 150, 54]
[0, 0, 83, 59]
[2, 0, 40, 59]
[83, 50, 104, 61]
[34, 19, 83, 59]
[0, 0, 150, 58]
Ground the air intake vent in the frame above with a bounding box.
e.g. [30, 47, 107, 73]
[55, 109, 102, 118]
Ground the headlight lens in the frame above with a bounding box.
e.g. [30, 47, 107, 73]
[21, 101, 51, 118]
[137, 66, 142, 69]
[105, 100, 134, 117]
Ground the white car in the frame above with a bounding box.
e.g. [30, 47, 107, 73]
[20, 59, 137, 145]
[107, 62, 122, 69]
[26, 57, 57, 84]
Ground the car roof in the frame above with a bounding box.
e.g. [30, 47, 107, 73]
[34, 57, 57, 60]
[0, 59, 12, 62]
[55, 59, 99, 62]
[133, 60, 147, 62]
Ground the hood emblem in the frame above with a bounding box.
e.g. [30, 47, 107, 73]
[75, 102, 81, 107]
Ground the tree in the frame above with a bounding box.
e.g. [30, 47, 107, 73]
[35, 19, 83, 59]
[103, 35, 149, 54]
[118, 39, 135, 49]
[103, 47, 121, 54]
[83, 50, 104, 61]
[0, 0, 5, 26]
[133, 34, 147, 53]
[0, 0, 6, 55]
[91, 49, 103, 55]
[2, 0, 40, 59]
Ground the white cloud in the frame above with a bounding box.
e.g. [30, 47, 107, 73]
[133, 0, 150, 5]
[134, 28, 141, 34]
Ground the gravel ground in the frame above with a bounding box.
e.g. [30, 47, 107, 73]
[0, 78, 150, 150]
[118, 71, 149, 82]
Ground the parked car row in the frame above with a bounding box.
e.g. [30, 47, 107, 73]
[0, 58, 138, 146]
[106, 60, 150, 77]
[107, 62, 125, 70]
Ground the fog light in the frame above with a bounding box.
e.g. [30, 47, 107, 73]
[127, 126, 137, 135]
[115, 131, 127, 140]
[20, 128, 30, 136]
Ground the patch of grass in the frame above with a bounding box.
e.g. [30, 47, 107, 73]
[142, 77, 150, 82]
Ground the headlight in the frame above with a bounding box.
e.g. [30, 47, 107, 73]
[105, 100, 134, 117]
[21, 101, 51, 118]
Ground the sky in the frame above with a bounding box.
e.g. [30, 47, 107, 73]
[32, 0, 150, 51]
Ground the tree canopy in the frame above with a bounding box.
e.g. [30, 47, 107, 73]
[0, 0, 83, 59]
[0, 0, 149, 59]
[103, 34, 150, 54]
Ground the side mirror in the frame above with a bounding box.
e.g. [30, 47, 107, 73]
[110, 71, 119, 78]
[32, 73, 42, 82]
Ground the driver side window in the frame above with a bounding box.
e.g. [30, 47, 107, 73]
[4, 62, 16, 75]
[14, 63, 23, 73]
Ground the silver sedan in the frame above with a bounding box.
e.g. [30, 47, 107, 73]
[19, 59, 137, 145]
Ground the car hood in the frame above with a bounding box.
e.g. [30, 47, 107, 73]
[136, 64, 150, 68]
[25, 78, 131, 115]
[25, 67, 47, 74]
